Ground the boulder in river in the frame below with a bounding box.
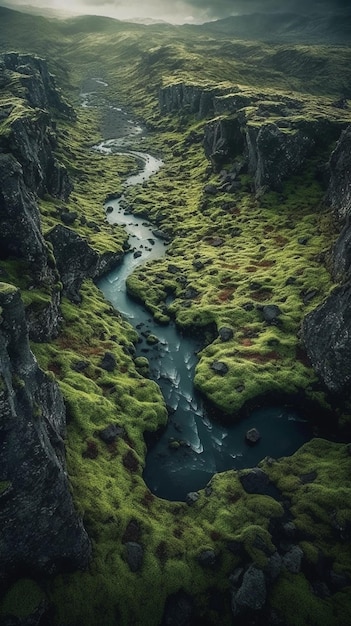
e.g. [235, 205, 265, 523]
[245, 428, 261, 445]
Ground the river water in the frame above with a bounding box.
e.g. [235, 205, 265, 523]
[85, 79, 312, 501]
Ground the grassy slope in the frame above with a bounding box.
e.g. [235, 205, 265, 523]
[0, 8, 351, 625]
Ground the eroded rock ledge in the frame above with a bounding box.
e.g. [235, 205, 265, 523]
[0, 284, 91, 584]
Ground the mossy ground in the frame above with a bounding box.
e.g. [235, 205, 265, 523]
[1, 10, 351, 626]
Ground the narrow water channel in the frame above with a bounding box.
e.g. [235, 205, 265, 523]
[86, 79, 312, 501]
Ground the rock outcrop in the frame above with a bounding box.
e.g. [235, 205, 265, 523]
[1, 52, 74, 118]
[302, 125, 351, 395]
[0, 54, 75, 341]
[0, 284, 91, 583]
[159, 82, 219, 117]
[203, 116, 244, 170]
[302, 282, 351, 396]
[327, 125, 351, 222]
[245, 122, 313, 192]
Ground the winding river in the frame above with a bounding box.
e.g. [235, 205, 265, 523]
[84, 79, 312, 501]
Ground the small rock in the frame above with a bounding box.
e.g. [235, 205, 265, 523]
[71, 360, 89, 372]
[218, 327, 234, 342]
[61, 211, 78, 225]
[133, 250, 142, 259]
[262, 304, 282, 325]
[204, 184, 218, 195]
[245, 428, 261, 445]
[197, 549, 217, 568]
[106, 206, 114, 213]
[211, 361, 228, 376]
[100, 351, 117, 371]
[125, 542, 143, 572]
[299, 471, 317, 484]
[232, 565, 266, 616]
[186, 491, 199, 506]
[98, 423, 125, 444]
[265, 552, 282, 582]
[282, 545, 303, 574]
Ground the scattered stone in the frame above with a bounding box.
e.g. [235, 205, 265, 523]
[98, 423, 125, 444]
[122, 519, 141, 543]
[184, 287, 199, 299]
[61, 210, 78, 225]
[265, 552, 282, 582]
[211, 237, 224, 247]
[300, 470, 317, 484]
[152, 229, 170, 241]
[125, 542, 143, 572]
[204, 184, 218, 195]
[71, 360, 89, 372]
[239, 468, 271, 495]
[100, 351, 117, 371]
[282, 545, 303, 574]
[232, 565, 266, 616]
[133, 250, 142, 259]
[245, 428, 261, 445]
[211, 361, 228, 376]
[262, 304, 282, 325]
[298, 236, 309, 245]
[186, 491, 199, 506]
[193, 260, 204, 270]
[106, 205, 114, 213]
[218, 326, 234, 342]
[197, 549, 217, 568]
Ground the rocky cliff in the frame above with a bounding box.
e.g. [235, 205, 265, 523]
[161, 82, 350, 194]
[0, 284, 91, 584]
[0, 54, 94, 588]
[302, 124, 351, 400]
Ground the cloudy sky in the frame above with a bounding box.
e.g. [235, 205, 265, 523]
[3, 0, 349, 23]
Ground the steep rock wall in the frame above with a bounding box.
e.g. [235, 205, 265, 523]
[0, 284, 91, 583]
[303, 125, 351, 396]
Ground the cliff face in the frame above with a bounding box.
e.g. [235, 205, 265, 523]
[159, 83, 220, 118]
[0, 54, 94, 584]
[302, 124, 351, 397]
[161, 82, 350, 194]
[0, 284, 91, 583]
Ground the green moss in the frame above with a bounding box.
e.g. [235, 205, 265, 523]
[0, 579, 44, 619]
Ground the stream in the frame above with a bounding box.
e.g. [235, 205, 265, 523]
[84, 79, 312, 501]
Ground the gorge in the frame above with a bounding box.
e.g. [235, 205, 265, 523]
[0, 6, 351, 626]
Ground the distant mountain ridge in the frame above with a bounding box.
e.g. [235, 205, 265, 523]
[197, 11, 351, 44]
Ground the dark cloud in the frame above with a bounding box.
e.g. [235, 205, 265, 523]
[5, 0, 350, 22]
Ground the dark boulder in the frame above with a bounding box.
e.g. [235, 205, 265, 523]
[218, 326, 234, 342]
[261, 304, 282, 325]
[245, 428, 261, 445]
[98, 423, 125, 444]
[239, 468, 271, 495]
[125, 542, 143, 572]
[100, 351, 117, 372]
[211, 361, 229, 375]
